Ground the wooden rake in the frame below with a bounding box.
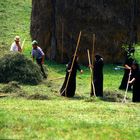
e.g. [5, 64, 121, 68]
[60, 31, 82, 96]
[122, 69, 131, 103]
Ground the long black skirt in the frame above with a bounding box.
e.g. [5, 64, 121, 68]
[60, 72, 76, 97]
[132, 84, 140, 102]
[119, 70, 132, 90]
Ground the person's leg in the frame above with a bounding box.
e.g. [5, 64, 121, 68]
[40, 64, 47, 78]
[36, 59, 47, 78]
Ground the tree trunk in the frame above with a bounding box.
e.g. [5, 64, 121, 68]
[50, 0, 57, 60]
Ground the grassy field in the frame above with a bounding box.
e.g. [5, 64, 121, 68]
[0, 0, 140, 140]
[1, 62, 140, 140]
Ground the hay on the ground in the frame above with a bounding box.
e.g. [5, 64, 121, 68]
[0, 81, 27, 97]
[85, 90, 130, 102]
[1, 81, 21, 93]
[102, 90, 130, 102]
[0, 52, 43, 85]
[27, 93, 48, 100]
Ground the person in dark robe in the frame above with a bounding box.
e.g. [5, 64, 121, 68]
[60, 56, 83, 97]
[119, 53, 134, 90]
[91, 54, 104, 97]
[129, 62, 140, 102]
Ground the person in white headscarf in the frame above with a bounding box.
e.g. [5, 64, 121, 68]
[10, 36, 22, 52]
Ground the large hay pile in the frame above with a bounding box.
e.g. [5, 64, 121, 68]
[0, 53, 43, 85]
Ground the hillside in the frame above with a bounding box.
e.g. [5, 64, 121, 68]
[0, 0, 31, 56]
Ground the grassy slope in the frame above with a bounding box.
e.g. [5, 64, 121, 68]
[0, 0, 140, 140]
[0, 0, 32, 56]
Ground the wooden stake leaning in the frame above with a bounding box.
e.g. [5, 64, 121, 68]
[61, 19, 64, 62]
[87, 49, 96, 97]
[60, 31, 82, 96]
[50, 76, 65, 81]
[90, 34, 96, 97]
[21, 39, 26, 52]
[122, 69, 131, 103]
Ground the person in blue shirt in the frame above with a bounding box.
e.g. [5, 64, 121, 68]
[31, 40, 47, 78]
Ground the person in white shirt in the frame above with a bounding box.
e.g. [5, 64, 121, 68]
[10, 36, 22, 52]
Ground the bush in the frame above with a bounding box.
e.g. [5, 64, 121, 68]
[0, 52, 43, 85]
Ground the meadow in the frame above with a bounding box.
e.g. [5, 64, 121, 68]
[0, 0, 140, 140]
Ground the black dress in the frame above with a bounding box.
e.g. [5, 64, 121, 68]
[60, 59, 81, 97]
[119, 57, 134, 90]
[92, 55, 104, 97]
[132, 69, 140, 102]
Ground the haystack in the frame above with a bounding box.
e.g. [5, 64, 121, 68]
[0, 52, 43, 85]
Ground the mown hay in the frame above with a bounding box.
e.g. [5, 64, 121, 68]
[1, 81, 21, 93]
[0, 81, 27, 98]
[85, 90, 130, 102]
[102, 90, 130, 102]
[0, 52, 43, 85]
[27, 93, 48, 100]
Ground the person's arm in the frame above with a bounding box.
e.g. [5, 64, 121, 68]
[16, 42, 22, 52]
[10, 43, 15, 51]
[124, 64, 131, 70]
[10, 44, 14, 51]
[80, 69, 83, 74]
[38, 47, 45, 64]
[129, 78, 135, 84]
[67, 62, 72, 73]
[41, 55, 45, 64]
[76, 62, 83, 74]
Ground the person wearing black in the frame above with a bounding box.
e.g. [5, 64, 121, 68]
[119, 54, 134, 90]
[60, 56, 83, 97]
[129, 62, 140, 102]
[91, 54, 104, 97]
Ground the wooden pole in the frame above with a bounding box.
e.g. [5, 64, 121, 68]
[122, 69, 131, 103]
[60, 31, 82, 96]
[61, 18, 64, 62]
[21, 39, 26, 52]
[87, 49, 96, 97]
[50, 76, 65, 81]
[91, 34, 96, 96]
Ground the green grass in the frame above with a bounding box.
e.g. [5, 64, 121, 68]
[1, 63, 140, 140]
[0, 0, 32, 56]
[0, 0, 140, 139]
